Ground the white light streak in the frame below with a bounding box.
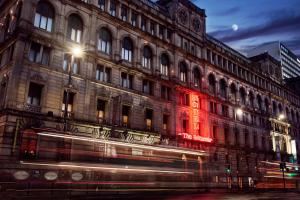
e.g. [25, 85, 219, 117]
[37, 132, 208, 156]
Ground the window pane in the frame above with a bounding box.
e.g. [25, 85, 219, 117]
[46, 18, 52, 32]
[76, 30, 81, 43]
[34, 13, 41, 28]
[40, 16, 47, 29]
[71, 29, 76, 41]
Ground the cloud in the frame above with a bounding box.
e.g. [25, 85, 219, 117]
[211, 6, 241, 16]
[209, 11, 300, 43]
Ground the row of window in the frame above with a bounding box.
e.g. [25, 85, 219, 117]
[206, 48, 300, 107]
[27, 82, 169, 132]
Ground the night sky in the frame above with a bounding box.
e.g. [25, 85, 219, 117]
[155, 0, 300, 57]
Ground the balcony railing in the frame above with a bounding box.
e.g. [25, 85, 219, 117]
[24, 104, 41, 113]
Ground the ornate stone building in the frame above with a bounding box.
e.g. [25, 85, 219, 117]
[0, 0, 300, 189]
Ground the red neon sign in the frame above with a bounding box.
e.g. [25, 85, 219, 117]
[178, 132, 213, 143]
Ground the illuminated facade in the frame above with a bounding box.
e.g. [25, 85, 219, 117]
[0, 0, 300, 190]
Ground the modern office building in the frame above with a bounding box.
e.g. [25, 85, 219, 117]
[247, 41, 300, 79]
[0, 0, 300, 193]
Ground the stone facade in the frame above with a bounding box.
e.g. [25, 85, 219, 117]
[0, 0, 300, 188]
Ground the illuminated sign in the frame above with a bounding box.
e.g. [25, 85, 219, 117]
[191, 95, 200, 133]
[178, 133, 213, 143]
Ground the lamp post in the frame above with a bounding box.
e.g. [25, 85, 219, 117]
[63, 46, 83, 132]
[234, 108, 243, 189]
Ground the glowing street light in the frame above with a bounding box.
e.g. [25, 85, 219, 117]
[278, 114, 285, 120]
[236, 108, 243, 117]
[71, 46, 83, 58]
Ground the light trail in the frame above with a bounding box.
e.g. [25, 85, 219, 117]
[37, 131, 208, 156]
[20, 161, 194, 175]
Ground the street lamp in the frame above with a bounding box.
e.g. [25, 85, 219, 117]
[63, 45, 83, 132]
[278, 114, 285, 121]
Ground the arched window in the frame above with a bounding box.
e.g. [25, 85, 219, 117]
[179, 62, 187, 82]
[193, 67, 201, 88]
[219, 79, 227, 98]
[249, 92, 254, 108]
[208, 74, 216, 94]
[98, 28, 112, 54]
[265, 98, 269, 113]
[34, 1, 54, 32]
[239, 87, 246, 105]
[121, 37, 133, 62]
[67, 14, 83, 43]
[230, 83, 237, 101]
[160, 53, 169, 76]
[257, 95, 262, 110]
[142, 46, 152, 69]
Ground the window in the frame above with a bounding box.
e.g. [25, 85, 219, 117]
[150, 22, 155, 35]
[182, 119, 188, 133]
[193, 67, 201, 87]
[63, 54, 80, 74]
[249, 92, 254, 108]
[179, 93, 189, 106]
[222, 105, 229, 117]
[142, 80, 153, 95]
[142, 46, 152, 69]
[122, 105, 130, 127]
[96, 65, 111, 83]
[219, 79, 227, 98]
[210, 101, 217, 114]
[208, 74, 216, 94]
[98, 28, 112, 54]
[160, 54, 169, 76]
[67, 14, 83, 43]
[159, 25, 165, 38]
[97, 99, 106, 123]
[121, 37, 133, 62]
[34, 1, 54, 32]
[29, 42, 50, 65]
[121, 5, 128, 21]
[179, 62, 187, 82]
[161, 85, 171, 100]
[109, 0, 116, 16]
[131, 12, 137, 26]
[98, 0, 105, 11]
[121, 72, 133, 89]
[163, 115, 169, 132]
[145, 109, 153, 130]
[239, 87, 246, 105]
[141, 16, 146, 31]
[27, 82, 43, 106]
[62, 91, 75, 116]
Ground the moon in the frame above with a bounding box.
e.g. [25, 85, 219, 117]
[232, 24, 239, 31]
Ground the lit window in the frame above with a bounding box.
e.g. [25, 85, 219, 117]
[98, 28, 112, 54]
[97, 99, 106, 123]
[160, 54, 169, 76]
[67, 14, 83, 43]
[122, 105, 130, 127]
[121, 37, 133, 62]
[142, 46, 152, 69]
[96, 65, 111, 83]
[145, 109, 153, 130]
[34, 1, 54, 32]
[163, 115, 169, 131]
[179, 62, 187, 82]
[62, 91, 75, 117]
